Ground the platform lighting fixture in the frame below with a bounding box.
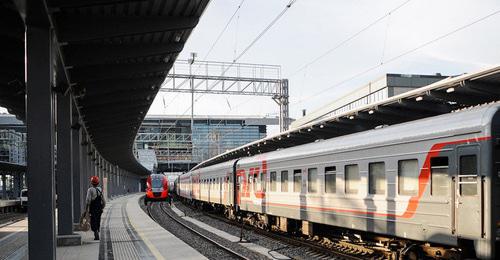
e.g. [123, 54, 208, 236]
[368, 110, 374, 114]
[278, 137, 282, 140]
[415, 96, 423, 102]
[174, 33, 182, 42]
[320, 124, 324, 128]
[287, 134, 291, 138]
[264, 141, 267, 145]
[446, 87, 455, 93]
[349, 115, 355, 120]
[307, 128, 311, 132]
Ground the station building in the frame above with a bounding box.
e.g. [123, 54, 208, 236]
[0, 114, 26, 200]
[135, 115, 279, 172]
[291, 73, 448, 128]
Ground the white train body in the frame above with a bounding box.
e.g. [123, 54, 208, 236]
[178, 104, 500, 258]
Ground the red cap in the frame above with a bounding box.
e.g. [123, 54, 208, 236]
[90, 176, 99, 185]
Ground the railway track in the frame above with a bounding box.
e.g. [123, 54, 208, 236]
[146, 202, 251, 260]
[200, 209, 367, 260]
[175, 200, 369, 260]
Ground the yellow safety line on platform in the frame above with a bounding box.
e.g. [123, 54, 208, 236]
[127, 197, 165, 260]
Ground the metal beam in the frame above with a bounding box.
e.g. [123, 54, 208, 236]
[428, 90, 488, 106]
[397, 99, 452, 114]
[47, 0, 150, 8]
[26, 6, 56, 258]
[56, 93, 74, 236]
[69, 62, 170, 83]
[55, 15, 199, 42]
[78, 76, 164, 96]
[63, 42, 184, 66]
[462, 81, 500, 96]
[71, 111, 82, 224]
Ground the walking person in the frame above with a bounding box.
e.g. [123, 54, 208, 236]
[86, 176, 105, 240]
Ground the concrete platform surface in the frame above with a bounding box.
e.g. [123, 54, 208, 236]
[0, 218, 28, 260]
[71, 193, 207, 260]
[1, 194, 207, 260]
[0, 200, 20, 207]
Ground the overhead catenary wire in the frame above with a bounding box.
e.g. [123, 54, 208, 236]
[294, 8, 500, 105]
[287, 0, 412, 78]
[159, 0, 298, 136]
[161, 0, 246, 118]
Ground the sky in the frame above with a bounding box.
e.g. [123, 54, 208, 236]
[3, 0, 499, 136]
[147, 0, 500, 135]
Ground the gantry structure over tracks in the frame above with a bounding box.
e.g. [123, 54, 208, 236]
[193, 66, 500, 170]
[0, 0, 209, 258]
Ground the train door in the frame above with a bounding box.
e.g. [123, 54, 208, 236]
[455, 145, 482, 238]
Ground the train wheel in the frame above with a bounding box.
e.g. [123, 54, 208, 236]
[401, 245, 423, 260]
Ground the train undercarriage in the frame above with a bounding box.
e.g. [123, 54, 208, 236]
[181, 197, 476, 259]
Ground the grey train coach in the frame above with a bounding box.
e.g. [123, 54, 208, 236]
[177, 103, 500, 258]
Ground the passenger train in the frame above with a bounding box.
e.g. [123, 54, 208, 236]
[145, 173, 169, 204]
[177, 103, 500, 259]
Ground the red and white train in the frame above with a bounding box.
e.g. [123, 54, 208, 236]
[177, 103, 500, 258]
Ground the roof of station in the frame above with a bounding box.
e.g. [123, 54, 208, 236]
[193, 65, 500, 170]
[1, 0, 209, 175]
[0, 2, 25, 120]
[0, 161, 26, 172]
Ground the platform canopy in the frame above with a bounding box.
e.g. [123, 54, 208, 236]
[0, 0, 209, 175]
[194, 66, 500, 169]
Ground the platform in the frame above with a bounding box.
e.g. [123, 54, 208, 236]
[60, 193, 207, 260]
[0, 194, 207, 259]
[0, 218, 28, 260]
[0, 200, 20, 213]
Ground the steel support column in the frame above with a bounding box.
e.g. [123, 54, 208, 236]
[26, 15, 56, 258]
[80, 133, 88, 211]
[56, 92, 74, 236]
[72, 116, 82, 224]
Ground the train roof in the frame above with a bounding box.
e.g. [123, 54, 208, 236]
[237, 103, 500, 165]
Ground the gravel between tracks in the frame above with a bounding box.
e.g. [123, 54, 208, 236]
[171, 199, 341, 260]
[140, 197, 266, 260]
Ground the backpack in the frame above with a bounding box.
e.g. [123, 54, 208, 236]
[90, 187, 104, 214]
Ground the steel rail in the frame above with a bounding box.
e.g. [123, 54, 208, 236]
[182, 202, 364, 260]
[146, 202, 251, 260]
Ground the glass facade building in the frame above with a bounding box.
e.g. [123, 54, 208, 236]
[135, 115, 278, 172]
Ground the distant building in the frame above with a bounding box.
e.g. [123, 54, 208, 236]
[135, 115, 279, 172]
[0, 114, 26, 165]
[291, 73, 448, 128]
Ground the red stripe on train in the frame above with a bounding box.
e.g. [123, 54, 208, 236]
[239, 136, 491, 219]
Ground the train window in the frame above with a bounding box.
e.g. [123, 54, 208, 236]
[369, 162, 386, 195]
[325, 166, 336, 194]
[270, 171, 277, 192]
[281, 171, 289, 192]
[431, 157, 449, 196]
[261, 171, 266, 191]
[459, 155, 478, 196]
[293, 169, 302, 192]
[398, 159, 419, 196]
[307, 168, 318, 193]
[345, 165, 360, 194]
[254, 172, 260, 191]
